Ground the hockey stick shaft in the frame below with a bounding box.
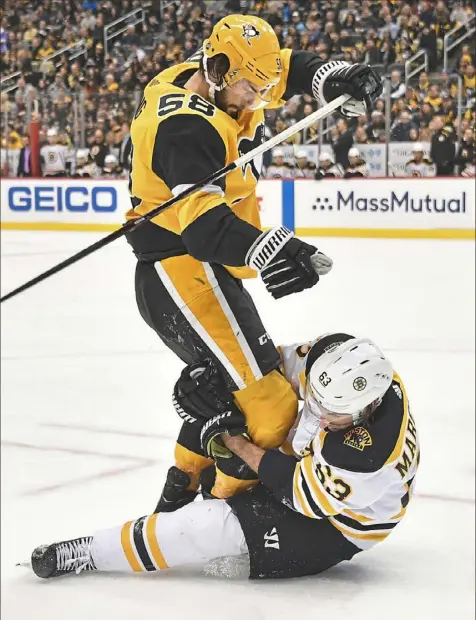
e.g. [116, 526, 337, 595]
[1, 94, 349, 303]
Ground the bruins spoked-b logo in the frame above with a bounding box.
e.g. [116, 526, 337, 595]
[353, 376, 367, 391]
[344, 427, 372, 451]
[242, 24, 260, 46]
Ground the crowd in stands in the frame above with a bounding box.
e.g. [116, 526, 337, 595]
[0, 0, 474, 178]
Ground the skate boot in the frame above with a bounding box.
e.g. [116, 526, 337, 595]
[31, 536, 97, 578]
[154, 466, 198, 513]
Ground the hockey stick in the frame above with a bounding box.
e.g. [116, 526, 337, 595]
[1, 94, 350, 303]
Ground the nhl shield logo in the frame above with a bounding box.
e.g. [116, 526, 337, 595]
[344, 427, 372, 451]
[242, 24, 260, 46]
[353, 376, 367, 391]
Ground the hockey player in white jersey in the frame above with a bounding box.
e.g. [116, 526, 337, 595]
[344, 147, 369, 178]
[40, 128, 69, 177]
[28, 332, 419, 580]
[264, 147, 295, 178]
[404, 143, 436, 177]
[315, 151, 345, 179]
[294, 150, 317, 178]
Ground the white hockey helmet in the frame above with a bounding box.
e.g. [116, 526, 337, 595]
[104, 154, 118, 165]
[319, 151, 334, 163]
[307, 335, 393, 424]
[348, 147, 360, 159]
[412, 142, 424, 152]
[76, 148, 89, 162]
[296, 149, 308, 159]
[272, 147, 284, 158]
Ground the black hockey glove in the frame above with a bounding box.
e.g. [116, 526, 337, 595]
[245, 226, 332, 300]
[172, 359, 235, 426]
[312, 61, 382, 118]
[200, 408, 248, 460]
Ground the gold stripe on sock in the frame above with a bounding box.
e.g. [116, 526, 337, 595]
[120, 521, 143, 572]
[146, 514, 169, 570]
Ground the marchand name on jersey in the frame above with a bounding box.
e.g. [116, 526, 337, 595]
[395, 409, 419, 478]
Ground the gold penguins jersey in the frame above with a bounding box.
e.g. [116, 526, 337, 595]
[259, 337, 420, 551]
[125, 48, 328, 278]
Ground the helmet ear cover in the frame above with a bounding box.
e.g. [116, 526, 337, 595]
[199, 53, 230, 89]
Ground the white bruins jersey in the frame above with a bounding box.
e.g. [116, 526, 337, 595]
[40, 144, 68, 175]
[316, 163, 344, 178]
[461, 163, 475, 178]
[264, 162, 295, 179]
[294, 161, 317, 178]
[405, 157, 436, 177]
[345, 160, 369, 177]
[278, 338, 420, 551]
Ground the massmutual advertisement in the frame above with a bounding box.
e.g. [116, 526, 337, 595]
[1, 178, 474, 239]
[293, 178, 474, 239]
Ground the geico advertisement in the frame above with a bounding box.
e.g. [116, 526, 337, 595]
[1, 179, 129, 223]
[1, 179, 282, 228]
[294, 179, 475, 230]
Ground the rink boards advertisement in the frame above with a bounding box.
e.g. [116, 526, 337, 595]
[1, 178, 474, 239]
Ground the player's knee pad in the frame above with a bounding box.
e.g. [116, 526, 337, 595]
[233, 369, 298, 449]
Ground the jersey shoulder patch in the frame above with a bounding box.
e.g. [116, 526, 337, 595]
[321, 380, 406, 473]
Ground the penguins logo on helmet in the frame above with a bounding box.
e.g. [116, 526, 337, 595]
[353, 377, 367, 391]
[242, 24, 260, 46]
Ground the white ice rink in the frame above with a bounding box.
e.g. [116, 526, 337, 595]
[1, 230, 475, 620]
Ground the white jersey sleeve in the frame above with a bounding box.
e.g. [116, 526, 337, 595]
[278, 338, 322, 398]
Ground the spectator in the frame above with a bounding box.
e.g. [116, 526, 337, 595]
[391, 111, 417, 141]
[413, 102, 435, 129]
[455, 128, 475, 171]
[364, 39, 381, 65]
[354, 126, 370, 144]
[300, 103, 318, 144]
[331, 118, 354, 169]
[419, 25, 438, 70]
[430, 118, 456, 176]
[390, 71, 407, 100]
[16, 135, 33, 177]
[379, 14, 400, 41]
[89, 129, 109, 169]
[424, 84, 442, 112]
[409, 127, 421, 142]
[366, 110, 386, 143]
[462, 64, 476, 97]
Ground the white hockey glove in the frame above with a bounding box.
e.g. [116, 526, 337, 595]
[312, 61, 382, 118]
[245, 226, 332, 300]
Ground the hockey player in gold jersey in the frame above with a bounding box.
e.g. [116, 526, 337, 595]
[124, 14, 382, 506]
[29, 332, 419, 580]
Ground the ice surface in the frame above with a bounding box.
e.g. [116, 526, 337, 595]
[1, 230, 475, 620]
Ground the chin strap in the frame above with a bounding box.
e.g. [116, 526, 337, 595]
[202, 55, 226, 104]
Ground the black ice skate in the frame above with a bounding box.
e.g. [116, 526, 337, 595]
[154, 466, 198, 513]
[31, 536, 97, 578]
